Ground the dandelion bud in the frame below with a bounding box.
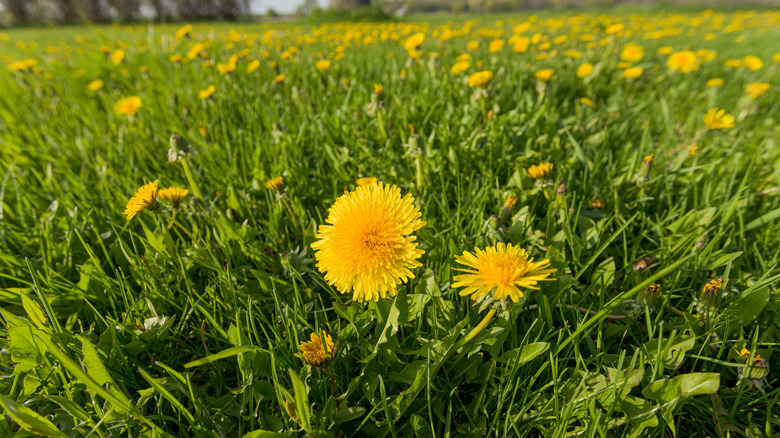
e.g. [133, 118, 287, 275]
[701, 277, 725, 300]
[637, 282, 662, 307]
[739, 348, 770, 381]
[168, 135, 190, 163]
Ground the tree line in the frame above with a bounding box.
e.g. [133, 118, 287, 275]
[1, 0, 252, 25]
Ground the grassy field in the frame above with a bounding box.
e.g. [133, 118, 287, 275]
[1, 9, 779, 437]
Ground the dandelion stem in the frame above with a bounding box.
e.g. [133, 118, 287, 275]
[181, 158, 204, 199]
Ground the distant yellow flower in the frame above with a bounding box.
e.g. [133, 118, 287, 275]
[774, 53, 780, 63]
[311, 183, 425, 302]
[158, 187, 189, 203]
[622, 66, 643, 79]
[403, 32, 425, 51]
[706, 78, 723, 88]
[468, 70, 493, 87]
[273, 74, 286, 84]
[528, 162, 553, 179]
[620, 43, 644, 62]
[88, 79, 104, 91]
[701, 277, 726, 298]
[579, 97, 595, 107]
[265, 176, 284, 190]
[217, 62, 235, 75]
[657, 46, 673, 55]
[503, 195, 518, 210]
[199, 85, 215, 99]
[114, 96, 142, 116]
[745, 82, 770, 99]
[315, 59, 331, 71]
[689, 144, 698, 156]
[8, 58, 36, 71]
[111, 49, 125, 65]
[488, 39, 504, 54]
[643, 154, 654, 164]
[703, 108, 735, 130]
[605, 23, 624, 35]
[373, 83, 383, 95]
[467, 40, 479, 51]
[742, 55, 763, 70]
[175, 24, 193, 39]
[247, 59, 260, 73]
[576, 63, 593, 78]
[124, 179, 159, 220]
[356, 177, 378, 187]
[667, 50, 699, 73]
[535, 69, 554, 82]
[170, 54, 182, 63]
[451, 61, 470, 74]
[453, 242, 556, 303]
[724, 59, 742, 68]
[187, 43, 204, 60]
[296, 332, 334, 367]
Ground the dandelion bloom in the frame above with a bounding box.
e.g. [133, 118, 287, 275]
[701, 277, 726, 297]
[247, 60, 260, 73]
[111, 49, 125, 65]
[8, 58, 37, 71]
[579, 97, 595, 107]
[488, 39, 504, 54]
[158, 187, 189, 203]
[605, 23, 624, 35]
[667, 50, 699, 73]
[738, 348, 770, 380]
[745, 83, 770, 99]
[170, 54, 182, 63]
[114, 96, 142, 116]
[373, 83, 383, 95]
[315, 60, 331, 71]
[724, 59, 742, 68]
[296, 332, 334, 367]
[706, 78, 723, 88]
[217, 62, 236, 75]
[199, 85, 215, 99]
[657, 46, 673, 55]
[403, 33, 425, 51]
[87, 79, 104, 91]
[273, 74, 286, 84]
[576, 63, 593, 78]
[311, 182, 425, 302]
[527, 162, 553, 179]
[742, 55, 763, 70]
[689, 144, 698, 156]
[451, 61, 470, 74]
[175, 24, 193, 39]
[468, 71, 493, 87]
[535, 69, 554, 82]
[124, 179, 159, 220]
[503, 196, 518, 210]
[620, 43, 644, 62]
[467, 40, 479, 51]
[187, 43, 204, 60]
[265, 176, 284, 190]
[356, 177, 378, 187]
[703, 109, 735, 130]
[622, 66, 643, 79]
[453, 242, 556, 303]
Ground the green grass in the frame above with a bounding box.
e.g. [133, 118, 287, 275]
[1, 10, 779, 437]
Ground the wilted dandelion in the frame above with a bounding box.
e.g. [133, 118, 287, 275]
[114, 96, 142, 116]
[295, 332, 334, 367]
[703, 108, 735, 130]
[453, 242, 556, 303]
[124, 179, 159, 220]
[527, 162, 553, 179]
[265, 176, 284, 190]
[311, 183, 425, 302]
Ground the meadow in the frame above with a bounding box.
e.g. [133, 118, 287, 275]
[1, 9, 779, 437]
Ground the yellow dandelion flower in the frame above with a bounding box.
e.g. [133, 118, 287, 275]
[468, 70, 493, 87]
[451, 61, 470, 74]
[8, 58, 36, 71]
[703, 108, 735, 130]
[124, 179, 159, 220]
[667, 50, 699, 73]
[738, 348, 770, 380]
[467, 40, 479, 51]
[527, 162, 553, 179]
[356, 177, 378, 187]
[622, 66, 643, 79]
[535, 69, 554, 83]
[701, 277, 726, 297]
[657, 46, 673, 55]
[311, 183, 426, 302]
[199, 85, 216, 99]
[170, 54, 182, 63]
[403, 32, 425, 51]
[689, 144, 698, 156]
[620, 43, 644, 62]
[488, 39, 504, 54]
[114, 96, 142, 116]
[217, 62, 235, 75]
[111, 49, 125, 65]
[579, 97, 595, 107]
[745, 82, 770, 99]
[247, 59, 260, 73]
[158, 187, 189, 203]
[295, 332, 334, 367]
[187, 43, 204, 60]
[87, 79, 104, 91]
[724, 59, 742, 68]
[273, 74, 286, 84]
[706, 78, 723, 88]
[175, 24, 193, 39]
[373, 83, 383, 95]
[453, 242, 556, 303]
[742, 55, 763, 70]
[315, 60, 331, 71]
[265, 176, 284, 190]
[576, 63, 593, 78]
[503, 195, 518, 210]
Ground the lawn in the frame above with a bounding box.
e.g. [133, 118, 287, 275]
[1, 9, 779, 437]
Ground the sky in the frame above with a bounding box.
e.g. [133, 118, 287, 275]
[254, 0, 331, 14]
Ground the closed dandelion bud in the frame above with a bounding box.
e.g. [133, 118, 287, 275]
[739, 348, 770, 381]
[499, 195, 517, 222]
[701, 277, 725, 300]
[638, 283, 662, 307]
[168, 135, 190, 163]
[637, 154, 654, 184]
[590, 198, 603, 210]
